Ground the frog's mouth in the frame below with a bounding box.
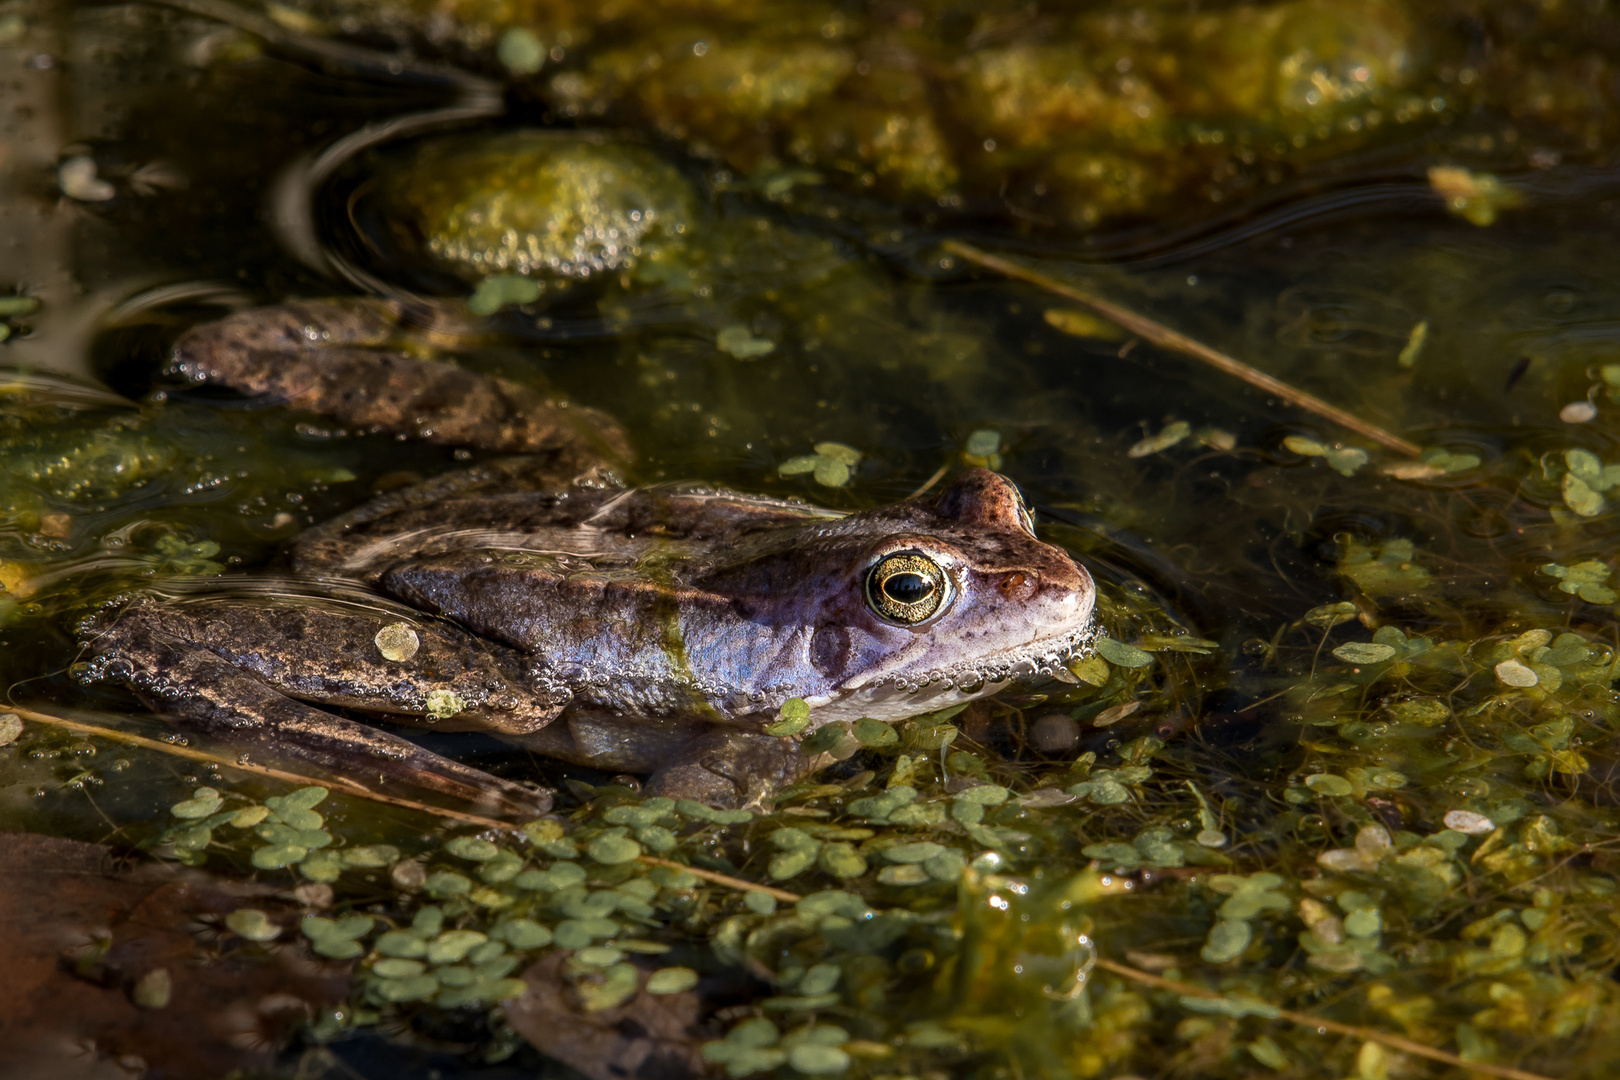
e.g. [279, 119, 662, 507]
[812, 619, 1099, 724]
[896, 619, 1101, 693]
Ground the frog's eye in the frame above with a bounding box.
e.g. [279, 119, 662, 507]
[866, 553, 950, 625]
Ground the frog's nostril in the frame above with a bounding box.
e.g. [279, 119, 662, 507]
[997, 571, 1037, 600]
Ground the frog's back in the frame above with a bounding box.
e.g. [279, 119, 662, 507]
[291, 457, 835, 580]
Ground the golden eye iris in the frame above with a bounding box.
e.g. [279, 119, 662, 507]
[866, 553, 948, 625]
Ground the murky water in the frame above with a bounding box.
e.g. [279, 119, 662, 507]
[4, 2, 1620, 1078]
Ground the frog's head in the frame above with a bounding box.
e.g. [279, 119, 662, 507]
[718, 469, 1096, 721]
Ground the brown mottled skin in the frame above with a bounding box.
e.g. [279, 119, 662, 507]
[82, 302, 1095, 814]
[172, 299, 629, 463]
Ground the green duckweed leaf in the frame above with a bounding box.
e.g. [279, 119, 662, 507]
[170, 787, 222, 819]
[769, 848, 816, 880]
[765, 697, 811, 736]
[1333, 642, 1398, 664]
[852, 717, 897, 747]
[229, 805, 269, 828]
[884, 841, 946, 864]
[647, 966, 700, 994]
[375, 931, 428, 958]
[964, 429, 1001, 457]
[587, 834, 643, 864]
[1128, 421, 1190, 457]
[1495, 659, 1539, 687]
[787, 1044, 850, 1074]
[814, 442, 861, 466]
[251, 843, 308, 869]
[1094, 637, 1153, 668]
[717, 324, 776, 359]
[1200, 918, 1252, 963]
[426, 929, 487, 964]
[299, 849, 343, 882]
[374, 973, 439, 1002]
[812, 458, 850, 487]
[1563, 472, 1605, 516]
[224, 908, 281, 942]
[468, 273, 542, 315]
[817, 843, 867, 878]
[424, 871, 472, 898]
[1250, 1035, 1288, 1069]
[577, 962, 640, 1012]
[778, 455, 818, 476]
[444, 836, 500, 862]
[1305, 774, 1354, 796]
[341, 844, 399, 868]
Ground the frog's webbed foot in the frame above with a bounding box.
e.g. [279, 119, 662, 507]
[84, 593, 559, 818]
[171, 298, 629, 464]
[643, 729, 818, 809]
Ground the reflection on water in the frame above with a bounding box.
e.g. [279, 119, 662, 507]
[4, 1, 1620, 1078]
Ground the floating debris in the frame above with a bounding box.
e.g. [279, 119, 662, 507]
[1128, 420, 1189, 458]
[778, 442, 860, 487]
[1396, 319, 1428, 368]
[1428, 165, 1523, 226]
[1044, 308, 1125, 341]
[497, 27, 545, 74]
[58, 156, 115, 202]
[716, 324, 776, 359]
[1282, 434, 1368, 476]
[374, 622, 421, 662]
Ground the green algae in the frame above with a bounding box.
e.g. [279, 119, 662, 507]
[287, 0, 1620, 233]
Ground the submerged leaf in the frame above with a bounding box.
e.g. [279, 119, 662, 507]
[1128, 421, 1190, 458]
[1332, 642, 1397, 664]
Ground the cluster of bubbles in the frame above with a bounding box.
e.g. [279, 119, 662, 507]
[428, 217, 654, 279]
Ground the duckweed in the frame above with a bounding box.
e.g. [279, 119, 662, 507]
[646, 966, 699, 994]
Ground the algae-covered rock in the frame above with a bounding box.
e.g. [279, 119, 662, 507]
[381, 131, 697, 283]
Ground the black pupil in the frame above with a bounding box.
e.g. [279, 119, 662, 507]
[883, 572, 933, 605]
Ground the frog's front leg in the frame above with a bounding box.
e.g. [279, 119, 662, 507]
[644, 728, 826, 808]
[171, 299, 629, 462]
[82, 592, 562, 817]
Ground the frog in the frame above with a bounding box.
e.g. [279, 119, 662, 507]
[78, 297, 1097, 815]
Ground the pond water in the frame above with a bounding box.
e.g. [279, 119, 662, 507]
[3, 1, 1620, 1078]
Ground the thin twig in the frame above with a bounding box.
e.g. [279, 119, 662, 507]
[942, 241, 1422, 458]
[14, 707, 513, 830]
[1092, 957, 1554, 1080]
[908, 463, 951, 499]
[637, 856, 801, 903]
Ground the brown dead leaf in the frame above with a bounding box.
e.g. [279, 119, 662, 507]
[504, 951, 715, 1080]
[0, 832, 348, 1080]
